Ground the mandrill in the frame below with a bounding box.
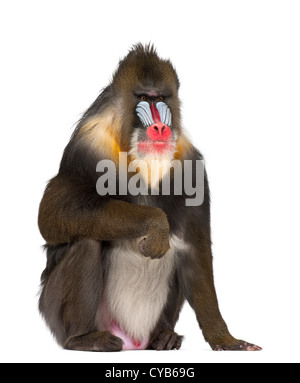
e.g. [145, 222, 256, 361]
[38, 44, 261, 352]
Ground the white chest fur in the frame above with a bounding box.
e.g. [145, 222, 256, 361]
[102, 235, 185, 342]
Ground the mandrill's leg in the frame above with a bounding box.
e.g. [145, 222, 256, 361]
[147, 272, 185, 351]
[39, 239, 123, 352]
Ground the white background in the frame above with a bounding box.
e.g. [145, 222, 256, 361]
[0, 0, 299, 363]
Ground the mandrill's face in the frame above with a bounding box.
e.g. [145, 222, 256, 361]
[130, 91, 178, 161]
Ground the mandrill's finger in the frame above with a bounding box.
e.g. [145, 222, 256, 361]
[213, 340, 262, 351]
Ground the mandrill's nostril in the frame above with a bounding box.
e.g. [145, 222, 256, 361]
[153, 126, 159, 132]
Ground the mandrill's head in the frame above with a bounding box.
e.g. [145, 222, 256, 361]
[110, 44, 186, 162]
[73, 44, 192, 181]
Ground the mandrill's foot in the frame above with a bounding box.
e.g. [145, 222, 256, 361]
[149, 330, 183, 351]
[213, 340, 262, 351]
[65, 331, 123, 352]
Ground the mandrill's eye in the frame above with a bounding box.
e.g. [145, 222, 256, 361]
[139, 95, 147, 101]
[157, 96, 165, 102]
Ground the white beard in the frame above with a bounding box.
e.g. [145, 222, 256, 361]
[128, 130, 178, 189]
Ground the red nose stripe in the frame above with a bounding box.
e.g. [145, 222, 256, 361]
[150, 104, 161, 124]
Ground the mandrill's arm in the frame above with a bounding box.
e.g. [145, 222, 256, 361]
[38, 174, 170, 258]
[177, 220, 262, 351]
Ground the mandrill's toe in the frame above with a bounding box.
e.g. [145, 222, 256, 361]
[149, 330, 183, 351]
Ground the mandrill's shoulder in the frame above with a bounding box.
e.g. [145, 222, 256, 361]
[175, 133, 204, 162]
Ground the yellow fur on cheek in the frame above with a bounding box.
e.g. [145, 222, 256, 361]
[78, 110, 121, 163]
[174, 134, 193, 160]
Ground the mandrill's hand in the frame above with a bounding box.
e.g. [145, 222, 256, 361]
[212, 339, 262, 351]
[138, 209, 170, 259]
